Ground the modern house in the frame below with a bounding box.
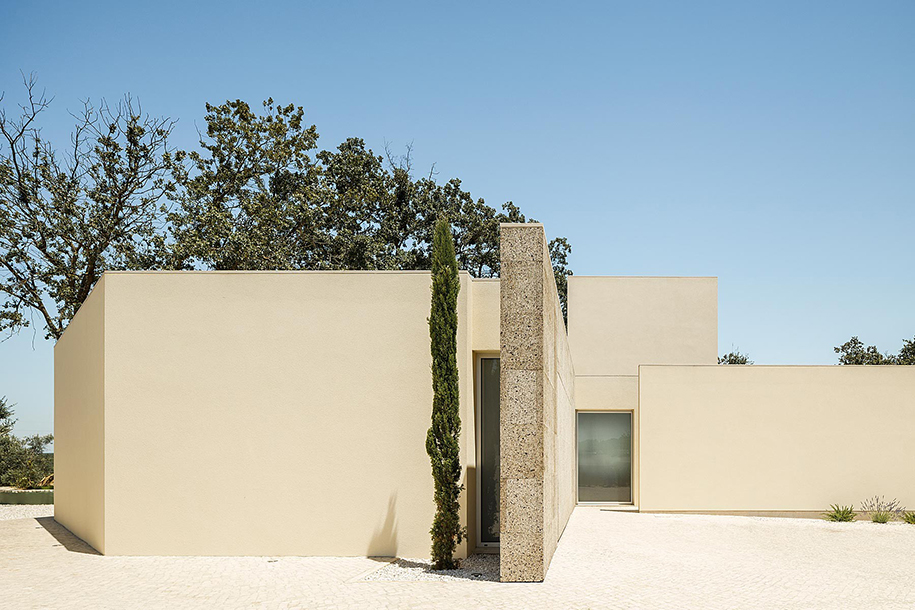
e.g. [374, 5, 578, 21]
[54, 223, 915, 582]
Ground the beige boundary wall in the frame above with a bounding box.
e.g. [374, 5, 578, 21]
[639, 365, 915, 512]
[568, 276, 718, 508]
[54, 275, 107, 553]
[499, 224, 575, 582]
[54, 270, 499, 557]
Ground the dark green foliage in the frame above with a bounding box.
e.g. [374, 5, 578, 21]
[896, 337, 915, 365]
[549, 237, 573, 325]
[168, 105, 574, 311]
[0, 396, 53, 488]
[718, 348, 753, 365]
[425, 217, 464, 570]
[2, 85, 573, 341]
[822, 504, 856, 522]
[167, 98, 321, 271]
[834, 336, 915, 365]
[902, 511, 915, 525]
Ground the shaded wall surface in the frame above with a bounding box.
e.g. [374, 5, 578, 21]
[55, 270, 499, 557]
[640, 365, 915, 511]
[499, 224, 575, 583]
[54, 275, 106, 553]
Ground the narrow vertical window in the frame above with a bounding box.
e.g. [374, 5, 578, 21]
[479, 358, 500, 544]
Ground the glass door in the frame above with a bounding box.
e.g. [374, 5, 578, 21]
[478, 357, 500, 545]
[577, 411, 632, 503]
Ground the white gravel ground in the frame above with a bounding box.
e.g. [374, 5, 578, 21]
[0, 504, 53, 521]
[363, 553, 499, 582]
[3, 508, 915, 608]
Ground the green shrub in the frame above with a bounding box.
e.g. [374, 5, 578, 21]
[902, 511, 915, 525]
[823, 504, 856, 522]
[0, 396, 53, 488]
[871, 511, 893, 524]
[860, 496, 904, 524]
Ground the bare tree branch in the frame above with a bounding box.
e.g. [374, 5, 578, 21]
[0, 77, 176, 339]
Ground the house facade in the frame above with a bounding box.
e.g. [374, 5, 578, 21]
[55, 223, 915, 582]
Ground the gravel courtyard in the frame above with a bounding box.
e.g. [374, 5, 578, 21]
[2, 505, 914, 609]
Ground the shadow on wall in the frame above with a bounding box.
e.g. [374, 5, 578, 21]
[37, 517, 101, 555]
[367, 492, 398, 557]
[464, 464, 477, 549]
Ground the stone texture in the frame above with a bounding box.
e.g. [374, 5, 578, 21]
[499, 313, 543, 371]
[499, 223, 575, 583]
[497, 532, 544, 583]
[501, 479, 544, 535]
[542, 372, 556, 433]
[499, 225, 545, 263]
[499, 261, 543, 317]
[500, 369, 542, 427]
[500, 424, 543, 478]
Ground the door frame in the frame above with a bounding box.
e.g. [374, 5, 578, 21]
[575, 409, 635, 506]
[474, 352, 500, 549]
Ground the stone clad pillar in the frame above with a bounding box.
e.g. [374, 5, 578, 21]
[499, 223, 549, 582]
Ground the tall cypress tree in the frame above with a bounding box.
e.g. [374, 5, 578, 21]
[426, 216, 464, 569]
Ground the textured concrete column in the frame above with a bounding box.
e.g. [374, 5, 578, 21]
[499, 223, 548, 582]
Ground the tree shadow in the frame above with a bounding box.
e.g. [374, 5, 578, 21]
[35, 517, 101, 555]
[377, 556, 501, 582]
[366, 492, 398, 558]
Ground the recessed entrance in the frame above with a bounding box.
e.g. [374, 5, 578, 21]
[477, 356, 500, 546]
[577, 411, 633, 504]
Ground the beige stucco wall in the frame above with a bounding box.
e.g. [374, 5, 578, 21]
[471, 279, 500, 353]
[568, 277, 717, 508]
[54, 275, 106, 553]
[574, 376, 640, 506]
[639, 365, 915, 511]
[568, 276, 718, 377]
[55, 270, 499, 557]
[499, 224, 575, 582]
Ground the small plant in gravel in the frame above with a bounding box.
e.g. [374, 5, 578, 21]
[823, 504, 856, 522]
[860, 496, 905, 524]
[902, 511, 915, 525]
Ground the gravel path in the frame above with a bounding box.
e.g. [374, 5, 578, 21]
[0, 504, 53, 521]
[363, 553, 499, 582]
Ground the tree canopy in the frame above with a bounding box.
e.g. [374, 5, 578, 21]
[0, 395, 53, 488]
[718, 349, 752, 365]
[167, 98, 573, 313]
[0, 83, 573, 340]
[834, 336, 915, 365]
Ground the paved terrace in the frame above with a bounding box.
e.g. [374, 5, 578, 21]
[2, 506, 914, 609]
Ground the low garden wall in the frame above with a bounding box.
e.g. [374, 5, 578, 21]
[639, 365, 915, 512]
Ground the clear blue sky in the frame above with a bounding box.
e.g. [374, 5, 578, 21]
[2, 1, 913, 438]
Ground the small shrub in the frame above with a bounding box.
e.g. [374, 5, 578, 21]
[823, 504, 856, 522]
[902, 511, 915, 525]
[860, 496, 905, 524]
[1, 397, 54, 488]
[871, 511, 892, 524]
